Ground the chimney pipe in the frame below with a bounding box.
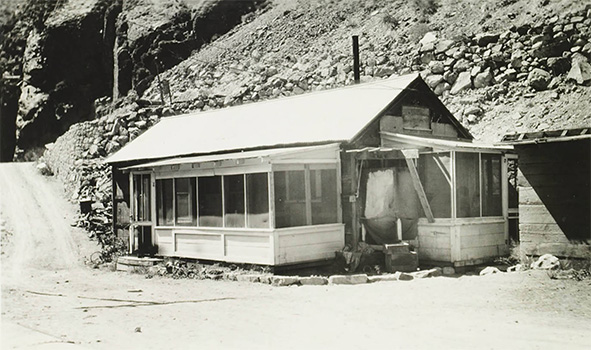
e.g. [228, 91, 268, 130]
[352, 35, 360, 84]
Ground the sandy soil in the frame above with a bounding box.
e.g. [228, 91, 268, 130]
[1, 163, 591, 350]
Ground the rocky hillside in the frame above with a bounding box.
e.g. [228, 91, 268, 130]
[2, 0, 591, 257]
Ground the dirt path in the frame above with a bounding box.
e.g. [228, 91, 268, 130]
[1, 163, 591, 349]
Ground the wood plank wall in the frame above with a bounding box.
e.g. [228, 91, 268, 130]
[518, 140, 591, 258]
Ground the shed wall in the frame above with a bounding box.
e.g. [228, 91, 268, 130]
[518, 140, 591, 258]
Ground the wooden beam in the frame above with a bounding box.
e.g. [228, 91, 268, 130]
[401, 149, 435, 223]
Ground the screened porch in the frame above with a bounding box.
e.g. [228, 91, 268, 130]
[127, 144, 345, 266]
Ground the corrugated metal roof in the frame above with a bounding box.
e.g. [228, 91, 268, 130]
[122, 143, 340, 170]
[106, 74, 420, 164]
[500, 127, 591, 145]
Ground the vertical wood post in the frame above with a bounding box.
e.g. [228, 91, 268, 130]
[350, 154, 360, 249]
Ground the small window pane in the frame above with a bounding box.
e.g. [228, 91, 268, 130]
[274, 170, 306, 228]
[246, 173, 269, 228]
[419, 153, 451, 218]
[456, 152, 481, 218]
[175, 178, 196, 226]
[311, 169, 338, 225]
[482, 154, 502, 216]
[198, 176, 223, 227]
[156, 179, 174, 226]
[224, 175, 245, 228]
[134, 174, 151, 221]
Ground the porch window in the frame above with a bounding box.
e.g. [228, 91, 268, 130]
[275, 170, 307, 228]
[198, 176, 223, 227]
[274, 168, 338, 228]
[246, 173, 270, 228]
[454, 152, 503, 218]
[419, 152, 451, 218]
[224, 174, 245, 228]
[481, 154, 502, 216]
[133, 174, 151, 221]
[175, 178, 197, 226]
[456, 152, 481, 218]
[311, 169, 338, 225]
[156, 179, 174, 226]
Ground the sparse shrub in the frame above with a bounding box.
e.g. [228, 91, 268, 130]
[408, 23, 431, 43]
[382, 13, 399, 27]
[412, 0, 438, 15]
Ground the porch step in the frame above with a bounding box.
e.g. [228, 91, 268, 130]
[116, 256, 163, 272]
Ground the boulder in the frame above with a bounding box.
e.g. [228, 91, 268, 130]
[433, 82, 451, 96]
[547, 56, 570, 75]
[429, 60, 445, 74]
[36, 162, 52, 176]
[566, 53, 591, 85]
[450, 71, 472, 94]
[435, 39, 454, 54]
[425, 74, 444, 88]
[527, 68, 551, 91]
[531, 254, 560, 270]
[473, 68, 493, 88]
[475, 32, 500, 47]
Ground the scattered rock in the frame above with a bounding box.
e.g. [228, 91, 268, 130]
[531, 254, 560, 270]
[36, 162, 52, 176]
[473, 68, 493, 88]
[479, 266, 502, 276]
[271, 276, 300, 286]
[393, 271, 414, 281]
[566, 53, 591, 85]
[442, 266, 455, 275]
[507, 264, 525, 272]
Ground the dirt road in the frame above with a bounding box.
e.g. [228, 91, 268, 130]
[2, 163, 591, 350]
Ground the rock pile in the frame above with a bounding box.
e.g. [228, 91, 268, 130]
[43, 96, 170, 260]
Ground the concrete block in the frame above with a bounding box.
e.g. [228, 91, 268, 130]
[271, 276, 300, 287]
[299, 276, 328, 286]
[236, 274, 261, 283]
[367, 274, 400, 283]
[328, 274, 368, 285]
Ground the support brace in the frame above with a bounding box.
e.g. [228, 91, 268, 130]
[401, 149, 435, 223]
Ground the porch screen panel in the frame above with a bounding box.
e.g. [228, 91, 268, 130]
[156, 179, 174, 226]
[133, 174, 151, 221]
[224, 174, 245, 228]
[246, 173, 269, 228]
[311, 169, 338, 225]
[175, 178, 196, 226]
[419, 153, 451, 218]
[198, 176, 223, 227]
[456, 152, 481, 218]
[274, 170, 306, 228]
[481, 153, 502, 216]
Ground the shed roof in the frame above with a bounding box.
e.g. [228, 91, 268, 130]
[500, 127, 591, 145]
[107, 74, 421, 164]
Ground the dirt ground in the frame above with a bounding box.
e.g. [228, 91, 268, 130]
[1, 163, 590, 350]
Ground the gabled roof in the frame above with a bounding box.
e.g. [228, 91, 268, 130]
[107, 74, 435, 164]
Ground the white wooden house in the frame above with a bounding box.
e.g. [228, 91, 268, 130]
[107, 74, 514, 267]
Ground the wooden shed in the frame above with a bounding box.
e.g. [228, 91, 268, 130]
[107, 74, 514, 267]
[501, 128, 591, 258]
